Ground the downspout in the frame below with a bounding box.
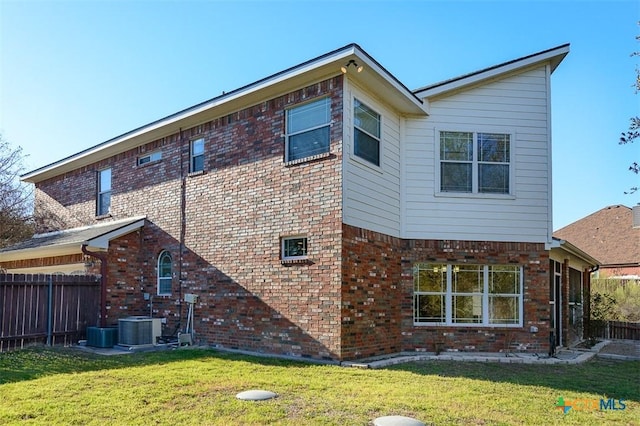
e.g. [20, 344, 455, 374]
[179, 128, 186, 322]
[82, 244, 108, 328]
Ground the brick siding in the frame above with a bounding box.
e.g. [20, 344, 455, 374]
[342, 224, 551, 358]
[28, 76, 345, 360]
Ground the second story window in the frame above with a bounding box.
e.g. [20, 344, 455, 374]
[96, 168, 111, 216]
[439, 131, 511, 194]
[286, 97, 331, 162]
[137, 151, 162, 166]
[353, 99, 381, 166]
[190, 138, 205, 173]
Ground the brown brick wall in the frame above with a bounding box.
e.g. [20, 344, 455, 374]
[341, 225, 403, 359]
[31, 77, 345, 361]
[341, 224, 551, 358]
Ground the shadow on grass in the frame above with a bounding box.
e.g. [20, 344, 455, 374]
[0, 345, 315, 385]
[385, 358, 640, 402]
[3, 346, 639, 405]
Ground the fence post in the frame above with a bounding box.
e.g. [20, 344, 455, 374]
[46, 276, 53, 346]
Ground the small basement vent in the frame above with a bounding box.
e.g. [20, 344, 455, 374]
[118, 316, 161, 346]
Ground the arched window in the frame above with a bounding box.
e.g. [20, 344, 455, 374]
[157, 251, 172, 295]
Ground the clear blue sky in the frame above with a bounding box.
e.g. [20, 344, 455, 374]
[1, 0, 638, 230]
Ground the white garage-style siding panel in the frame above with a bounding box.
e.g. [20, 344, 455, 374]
[343, 82, 402, 237]
[402, 65, 553, 243]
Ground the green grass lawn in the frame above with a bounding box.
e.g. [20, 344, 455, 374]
[0, 347, 638, 425]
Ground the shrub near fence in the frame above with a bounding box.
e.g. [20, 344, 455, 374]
[590, 320, 640, 340]
[0, 273, 100, 352]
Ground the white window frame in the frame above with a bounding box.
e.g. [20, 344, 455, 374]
[281, 236, 308, 261]
[96, 168, 111, 216]
[436, 129, 514, 197]
[353, 98, 381, 167]
[137, 151, 162, 166]
[413, 263, 523, 327]
[157, 250, 172, 296]
[285, 97, 331, 163]
[190, 138, 205, 173]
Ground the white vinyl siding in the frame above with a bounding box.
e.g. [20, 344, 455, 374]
[403, 66, 551, 243]
[343, 84, 402, 237]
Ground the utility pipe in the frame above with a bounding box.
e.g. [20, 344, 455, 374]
[82, 244, 108, 328]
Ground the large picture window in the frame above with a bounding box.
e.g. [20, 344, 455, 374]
[157, 251, 172, 295]
[440, 131, 511, 194]
[353, 99, 381, 166]
[96, 168, 111, 216]
[414, 263, 522, 326]
[286, 97, 331, 162]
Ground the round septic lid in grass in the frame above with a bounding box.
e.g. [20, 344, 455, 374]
[372, 415, 426, 426]
[235, 389, 278, 401]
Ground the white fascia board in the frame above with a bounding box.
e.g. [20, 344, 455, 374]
[414, 44, 570, 99]
[84, 218, 146, 249]
[22, 44, 425, 183]
[0, 243, 83, 262]
[550, 238, 601, 266]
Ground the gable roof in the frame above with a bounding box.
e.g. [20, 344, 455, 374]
[413, 43, 570, 99]
[21, 43, 427, 184]
[0, 216, 146, 262]
[553, 205, 640, 267]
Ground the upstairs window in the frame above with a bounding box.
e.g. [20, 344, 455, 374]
[138, 151, 162, 166]
[353, 99, 381, 166]
[286, 97, 331, 162]
[190, 138, 205, 173]
[440, 131, 511, 194]
[96, 168, 111, 216]
[157, 250, 172, 295]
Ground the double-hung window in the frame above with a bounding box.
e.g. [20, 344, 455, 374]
[440, 131, 511, 194]
[157, 250, 172, 295]
[414, 263, 522, 326]
[353, 99, 381, 166]
[96, 168, 111, 216]
[190, 138, 205, 173]
[285, 97, 331, 162]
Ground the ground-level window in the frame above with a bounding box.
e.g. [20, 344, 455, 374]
[413, 263, 522, 326]
[281, 236, 308, 261]
[157, 251, 172, 295]
[285, 97, 331, 162]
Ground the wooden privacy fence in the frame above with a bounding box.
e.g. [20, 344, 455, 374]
[0, 273, 100, 352]
[590, 320, 640, 341]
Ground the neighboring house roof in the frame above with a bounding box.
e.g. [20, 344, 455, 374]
[553, 205, 640, 267]
[0, 216, 146, 262]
